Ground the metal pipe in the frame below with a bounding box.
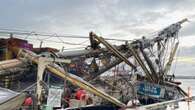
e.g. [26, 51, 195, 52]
[163, 42, 179, 76]
[0, 59, 23, 70]
[91, 33, 136, 70]
[128, 44, 154, 82]
[140, 48, 158, 81]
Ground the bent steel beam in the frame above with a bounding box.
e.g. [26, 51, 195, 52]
[90, 32, 136, 70]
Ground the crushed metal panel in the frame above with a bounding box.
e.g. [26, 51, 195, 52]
[0, 87, 26, 110]
[0, 87, 19, 103]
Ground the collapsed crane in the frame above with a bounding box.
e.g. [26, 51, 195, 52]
[0, 18, 189, 109]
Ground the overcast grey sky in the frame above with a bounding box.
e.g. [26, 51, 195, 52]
[0, 0, 195, 76]
[0, 0, 194, 48]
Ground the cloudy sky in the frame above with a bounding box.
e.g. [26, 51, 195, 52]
[0, 0, 195, 74]
[0, 0, 195, 47]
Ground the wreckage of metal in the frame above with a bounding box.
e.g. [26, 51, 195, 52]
[57, 18, 188, 82]
[0, 18, 188, 108]
[13, 48, 127, 108]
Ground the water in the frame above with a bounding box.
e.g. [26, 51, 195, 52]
[175, 79, 195, 110]
[168, 60, 195, 110]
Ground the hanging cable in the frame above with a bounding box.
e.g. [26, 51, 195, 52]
[0, 28, 130, 42]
